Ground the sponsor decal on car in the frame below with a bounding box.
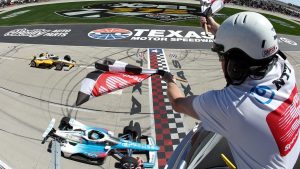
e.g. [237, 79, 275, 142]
[84, 152, 98, 158]
[56, 2, 205, 22]
[88, 28, 214, 42]
[4, 28, 71, 37]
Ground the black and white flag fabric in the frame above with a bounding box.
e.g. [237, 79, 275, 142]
[200, 0, 225, 16]
[95, 58, 161, 75]
[75, 59, 161, 106]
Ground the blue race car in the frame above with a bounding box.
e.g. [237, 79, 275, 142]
[42, 117, 159, 168]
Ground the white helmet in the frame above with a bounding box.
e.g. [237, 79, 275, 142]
[213, 12, 278, 60]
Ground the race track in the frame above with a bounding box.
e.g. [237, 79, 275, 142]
[0, 2, 300, 169]
[0, 43, 213, 169]
[0, 42, 299, 169]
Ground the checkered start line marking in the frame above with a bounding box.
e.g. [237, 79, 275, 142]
[148, 48, 187, 169]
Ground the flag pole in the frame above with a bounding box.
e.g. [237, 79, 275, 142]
[175, 77, 188, 83]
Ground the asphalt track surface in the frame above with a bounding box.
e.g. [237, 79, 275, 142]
[0, 44, 299, 169]
[0, 43, 206, 169]
[0, 3, 300, 169]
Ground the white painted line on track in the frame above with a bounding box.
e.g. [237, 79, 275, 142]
[161, 49, 170, 72]
[79, 65, 95, 69]
[147, 48, 159, 169]
[109, 90, 123, 95]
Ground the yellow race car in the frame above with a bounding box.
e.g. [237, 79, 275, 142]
[30, 53, 76, 71]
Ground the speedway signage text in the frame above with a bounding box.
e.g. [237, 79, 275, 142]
[4, 28, 71, 37]
[0, 24, 298, 50]
[88, 28, 214, 43]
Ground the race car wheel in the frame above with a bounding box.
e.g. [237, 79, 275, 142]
[30, 60, 36, 67]
[97, 158, 105, 165]
[134, 122, 141, 142]
[47, 140, 52, 153]
[120, 156, 138, 169]
[58, 117, 72, 130]
[55, 63, 63, 71]
[123, 121, 141, 142]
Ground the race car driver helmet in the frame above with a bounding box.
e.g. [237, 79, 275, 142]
[212, 12, 279, 85]
[90, 132, 100, 140]
[64, 55, 71, 61]
[39, 53, 46, 57]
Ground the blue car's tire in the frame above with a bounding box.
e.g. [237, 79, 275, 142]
[123, 121, 141, 142]
[120, 156, 138, 169]
[134, 122, 141, 142]
[47, 140, 52, 153]
[58, 117, 72, 130]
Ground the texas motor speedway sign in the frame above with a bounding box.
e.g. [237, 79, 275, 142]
[0, 24, 299, 50]
[87, 28, 214, 42]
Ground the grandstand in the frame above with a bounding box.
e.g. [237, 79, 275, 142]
[230, 0, 300, 18]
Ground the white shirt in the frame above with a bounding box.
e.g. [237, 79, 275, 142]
[193, 57, 300, 169]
